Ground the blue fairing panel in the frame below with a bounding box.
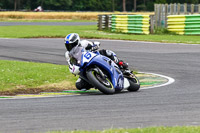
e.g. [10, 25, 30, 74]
[85, 54, 124, 90]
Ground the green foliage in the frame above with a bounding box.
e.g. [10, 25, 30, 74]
[137, 4, 147, 11]
[0, 0, 199, 11]
[42, 0, 72, 10]
[71, 0, 113, 11]
[185, 0, 199, 4]
[145, 1, 154, 11]
[160, 0, 199, 4]
[155, 0, 167, 3]
[154, 27, 176, 34]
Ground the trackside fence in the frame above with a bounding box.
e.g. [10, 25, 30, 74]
[167, 14, 200, 35]
[155, 3, 200, 28]
[98, 15, 111, 30]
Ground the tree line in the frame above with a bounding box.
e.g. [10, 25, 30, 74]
[0, 0, 199, 11]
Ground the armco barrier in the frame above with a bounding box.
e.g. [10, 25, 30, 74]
[167, 14, 200, 35]
[111, 15, 150, 34]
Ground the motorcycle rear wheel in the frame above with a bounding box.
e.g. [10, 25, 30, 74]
[127, 76, 140, 92]
[87, 69, 115, 94]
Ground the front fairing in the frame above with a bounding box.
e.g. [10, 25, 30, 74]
[80, 51, 98, 67]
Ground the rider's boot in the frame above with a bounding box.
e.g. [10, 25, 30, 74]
[109, 53, 128, 69]
[99, 49, 129, 71]
[117, 60, 133, 76]
[117, 60, 128, 70]
[76, 78, 93, 91]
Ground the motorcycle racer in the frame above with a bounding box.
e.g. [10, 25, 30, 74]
[64, 33, 128, 90]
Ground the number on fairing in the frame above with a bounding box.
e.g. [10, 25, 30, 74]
[84, 52, 92, 59]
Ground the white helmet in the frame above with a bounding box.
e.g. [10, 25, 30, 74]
[64, 33, 80, 51]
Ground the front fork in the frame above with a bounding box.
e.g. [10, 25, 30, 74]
[80, 66, 107, 86]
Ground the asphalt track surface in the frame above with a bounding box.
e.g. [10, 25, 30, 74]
[0, 22, 96, 26]
[0, 38, 200, 133]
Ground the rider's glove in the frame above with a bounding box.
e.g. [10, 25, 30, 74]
[91, 42, 100, 51]
[65, 51, 80, 75]
[93, 42, 100, 47]
[85, 41, 100, 51]
[69, 64, 80, 75]
[91, 45, 98, 51]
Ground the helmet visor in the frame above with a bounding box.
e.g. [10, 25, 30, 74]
[66, 40, 79, 51]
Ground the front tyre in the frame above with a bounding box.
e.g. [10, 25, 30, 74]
[86, 69, 115, 94]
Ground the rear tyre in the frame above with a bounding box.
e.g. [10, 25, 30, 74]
[127, 76, 140, 92]
[86, 69, 115, 94]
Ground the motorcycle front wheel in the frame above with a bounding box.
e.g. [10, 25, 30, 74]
[86, 69, 115, 94]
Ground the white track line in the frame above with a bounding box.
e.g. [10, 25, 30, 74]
[140, 72, 175, 90]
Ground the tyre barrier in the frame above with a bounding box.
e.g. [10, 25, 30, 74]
[167, 14, 200, 35]
[111, 15, 150, 35]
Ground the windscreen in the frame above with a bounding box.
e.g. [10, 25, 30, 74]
[69, 46, 84, 65]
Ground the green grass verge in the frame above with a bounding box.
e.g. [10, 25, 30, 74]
[0, 60, 77, 94]
[0, 25, 200, 44]
[46, 126, 200, 133]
